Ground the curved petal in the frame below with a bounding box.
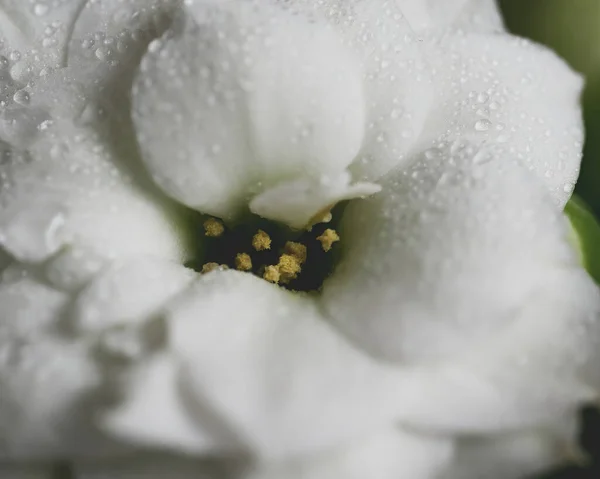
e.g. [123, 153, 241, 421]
[133, 0, 365, 221]
[323, 143, 578, 364]
[0, 128, 192, 289]
[73, 258, 196, 334]
[0, 0, 88, 82]
[444, 416, 579, 479]
[398, 0, 504, 33]
[99, 354, 231, 454]
[323, 143, 600, 434]
[241, 428, 453, 479]
[311, 0, 434, 180]
[150, 270, 413, 460]
[415, 32, 584, 206]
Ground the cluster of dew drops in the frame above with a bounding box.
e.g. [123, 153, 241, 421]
[0, 0, 170, 113]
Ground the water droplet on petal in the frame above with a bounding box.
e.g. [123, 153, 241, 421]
[13, 90, 30, 105]
[33, 3, 49, 16]
[474, 119, 492, 132]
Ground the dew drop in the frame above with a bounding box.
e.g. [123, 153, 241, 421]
[0, 56, 8, 70]
[474, 119, 492, 132]
[33, 3, 49, 16]
[13, 90, 30, 106]
[476, 92, 489, 103]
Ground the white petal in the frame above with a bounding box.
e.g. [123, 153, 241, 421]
[0, 337, 107, 459]
[0, 0, 88, 82]
[0, 131, 192, 284]
[445, 416, 578, 479]
[399, 0, 504, 33]
[72, 455, 227, 479]
[63, 0, 180, 110]
[133, 0, 364, 220]
[73, 258, 196, 333]
[162, 270, 410, 460]
[322, 144, 600, 433]
[323, 144, 577, 363]
[249, 172, 380, 229]
[241, 428, 452, 479]
[321, 0, 434, 180]
[416, 33, 584, 206]
[0, 274, 121, 459]
[100, 354, 229, 454]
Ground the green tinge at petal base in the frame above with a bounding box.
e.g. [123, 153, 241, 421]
[566, 195, 600, 284]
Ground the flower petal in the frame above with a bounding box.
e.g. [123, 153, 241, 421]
[99, 354, 231, 455]
[0, 0, 88, 82]
[158, 270, 411, 460]
[322, 144, 600, 433]
[249, 172, 380, 230]
[399, 0, 504, 33]
[72, 455, 228, 479]
[241, 428, 453, 479]
[444, 416, 578, 479]
[73, 258, 196, 334]
[133, 0, 365, 220]
[311, 0, 434, 180]
[416, 32, 584, 206]
[324, 144, 577, 363]
[0, 130, 192, 287]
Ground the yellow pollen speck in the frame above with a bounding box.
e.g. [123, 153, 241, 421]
[203, 218, 225, 237]
[252, 230, 272, 251]
[277, 253, 302, 279]
[201, 262, 228, 274]
[317, 228, 340, 252]
[284, 241, 307, 264]
[263, 265, 281, 284]
[235, 253, 253, 271]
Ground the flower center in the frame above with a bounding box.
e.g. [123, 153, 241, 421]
[188, 210, 342, 292]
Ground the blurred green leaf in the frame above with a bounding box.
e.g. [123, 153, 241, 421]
[566, 195, 600, 284]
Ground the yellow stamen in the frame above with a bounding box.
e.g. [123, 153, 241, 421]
[252, 230, 272, 251]
[263, 265, 281, 284]
[235, 253, 253, 271]
[203, 218, 225, 237]
[277, 253, 302, 280]
[201, 262, 228, 274]
[316, 228, 340, 252]
[284, 241, 307, 264]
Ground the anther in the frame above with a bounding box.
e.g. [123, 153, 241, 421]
[252, 230, 272, 251]
[235, 253, 253, 271]
[277, 254, 302, 280]
[284, 241, 307, 264]
[263, 265, 281, 284]
[203, 218, 225, 237]
[316, 228, 340, 252]
[201, 262, 227, 274]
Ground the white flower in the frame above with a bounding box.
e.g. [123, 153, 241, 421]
[0, 0, 598, 478]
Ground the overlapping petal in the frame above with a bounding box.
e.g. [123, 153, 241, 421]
[322, 142, 600, 434]
[415, 32, 584, 206]
[0, 274, 115, 459]
[104, 270, 415, 460]
[398, 0, 504, 33]
[241, 428, 452, 479]
[132, 0, 365, 222]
